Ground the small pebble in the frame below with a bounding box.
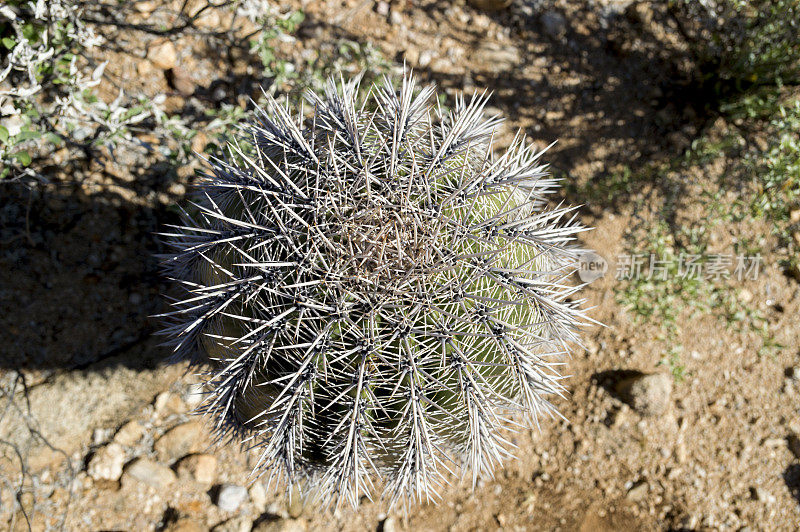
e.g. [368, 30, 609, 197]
[381, 515, 397, 532]
[252, 517, 306, 532]
[616, 372, 672, 416]
[212, 516, 253, 532]
[154, 421, 203, 463]
[114, 420, 145, 446]
[249, 482, 268, 512]
[216, 484, 249, 512]
[164, 517, 206, 532]
[124, 458, 177, 489]
[176, 454, 218, 485]
[87, 443, 126, 482]
[626, 480, 648, 501]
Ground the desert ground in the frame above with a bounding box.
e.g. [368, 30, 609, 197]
[1, 1, 799, 530]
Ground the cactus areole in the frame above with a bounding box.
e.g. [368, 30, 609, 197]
[160, 73, 590, 509]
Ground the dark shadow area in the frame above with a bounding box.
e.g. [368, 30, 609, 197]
[591, 369, 645, 403]
[402, 2, 710, 216]
[786, 464, 800, 506]
[0, 158, 181, 372]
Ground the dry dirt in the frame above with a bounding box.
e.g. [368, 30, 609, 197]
[1, 1, 799, 531]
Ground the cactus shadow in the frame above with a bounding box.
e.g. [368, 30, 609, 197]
[0, 159, 179, 372]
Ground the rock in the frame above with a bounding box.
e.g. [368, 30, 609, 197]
[790, 209, 800, 224]
[166, 67, 195, 97]
[190, 132, 209, 155]
[124, 458, 177, 489]
[137, 60, 154, 76]
[787, 366, 800, 381]
[249, 482, 268, 512]
[750, 486, 776, 504]
[148, 40, 178, 70]
[380, 516, 398, 532]
[216, 484, 249, 512]
[114, 420, 145, 446]
[418, 50, 434, 68]
[164, 517, 206, 532]
[788, 433, 800, 459]
[194, 9, 222, 29]
[375, 1, 389, 16]
[0, 114, 23, 137]
[154, 421, 203, 463]
[626, 480, 648, 501]
[154, 391, 185, 415]
[134, 1, 157, 14]
[176, 454, 218, 485]
[473, 42, 521, 73]
[252, 517, 306, 532]
[92, 427, 113, 445]
[467, 0, 513, 11]
[541, 11, 567, 39]
[212, 516, 253, 532]
[87, 443, 126, 481]
[615, 372, 672, 416]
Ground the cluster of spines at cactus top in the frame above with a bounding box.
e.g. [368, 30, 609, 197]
[159, 72, 590, 510]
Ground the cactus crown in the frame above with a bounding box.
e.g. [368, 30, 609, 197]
[160, 73, 589, 509]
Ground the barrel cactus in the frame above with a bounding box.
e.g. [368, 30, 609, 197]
[160, 73, 589, 508]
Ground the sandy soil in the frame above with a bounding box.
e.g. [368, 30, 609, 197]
[1, 1, 798, 530]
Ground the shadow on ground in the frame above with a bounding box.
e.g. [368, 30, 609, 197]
[0, 160, 180, 372]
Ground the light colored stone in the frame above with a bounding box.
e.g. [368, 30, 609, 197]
[154, 391, 185, 415]
[626, 480, 648, 501]
[194, 10, 222, 29]
[252, 518, 306, 532]
[123, 457, 176, 489]
[176, 453, 218, 485]
[418, 50, 434, 68]
[751, 486, 776, 504]
[134, 1, 157, 14]
[616, 372, 672, 416]
[381, 516, 398, 532]
[164, 518, 205, 532]
[473, 43, 521, 73]
[216, 484, 249, 512]
[154, 421, 203, 463]
[212, 516, 253, 532]
[148, 40, 178, 70]
[114, 420, 145, 446]
[249, 482, 268, 512]
[87, 443, 126, 481]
